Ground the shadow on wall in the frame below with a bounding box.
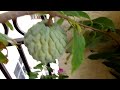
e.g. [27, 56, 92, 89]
[59, 49, 116, 79]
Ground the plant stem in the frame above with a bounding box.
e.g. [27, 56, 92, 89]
[0, 11, 120, 46]
[47, 63, 52, 75]
[45, 15, 53, 26]
[47, 11, 120, 46]
[79, 23, 120, 46]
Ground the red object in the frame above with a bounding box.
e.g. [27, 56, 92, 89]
[58, 68, 64, 74]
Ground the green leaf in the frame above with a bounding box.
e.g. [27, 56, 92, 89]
[40, 75, 47, 79]
[58, 74, 69, 79]
[62, 11, 79, 16]
[33, 63, 43, 70]
[83, 31, 97, 47]
[59, 11, 64, 14]
[5, 21, 14, 30]
[0, 33, 9, 45]
[77, 11, 91, 19]
[92, 22, 104, 30]
[82, 17, 115, 31]
[52, 74, 58, 79]
[29, 72, 38, 79]
[0, 51, 8, 64]
[82, 21, 103, 30]
[72, 29, 85, 73]
[62, 11, 90, 19]
[34, 71, 41, 73]
[81, 20, 91, 26]
[0, 33, 17, 46]
[56, 18, 64, 25]
[40, 75, 52, 79]
[92, 17, 115, 31]
[83, 30, 109, 48]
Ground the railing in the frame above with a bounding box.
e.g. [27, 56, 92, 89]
[0, 15, 51, 79]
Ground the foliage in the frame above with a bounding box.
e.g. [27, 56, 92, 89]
[0, 11, 117, 79]
[0, 32, 17, 64]
[29, 63, 69, 79]
[88, 48, 120, 79]
[58, 11, 115, 73]
[82, 17, 115, 31]
[72, 29, 85, 73]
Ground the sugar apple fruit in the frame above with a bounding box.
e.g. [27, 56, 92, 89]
[24, 21, 67, 64]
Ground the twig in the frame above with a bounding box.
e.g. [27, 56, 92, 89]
[45, 15, 53, 26]
[47, 11, 120, 46]
[0, 11, 120, 46]
[0, 11, 52, 23]
[79, 23, 120, 46]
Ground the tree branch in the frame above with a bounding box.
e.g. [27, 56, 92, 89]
[0, 11, 120, 46]
[0, 11, 54, 23]
[79, 23, 120, 46]
[0, 11, 69, 23]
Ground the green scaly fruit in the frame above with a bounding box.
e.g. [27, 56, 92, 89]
[24, 21, 67, 64]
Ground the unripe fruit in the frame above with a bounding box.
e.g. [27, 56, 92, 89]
[24, 21, 67, 64]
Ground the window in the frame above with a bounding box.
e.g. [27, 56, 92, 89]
[14, 58, 27, 79]
[14, 63, 21, 77]
[18, 70, 25, 79]
[19, 57, 23, 64]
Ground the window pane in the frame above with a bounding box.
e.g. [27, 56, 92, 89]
[18, 71, 25, 79]
[19, 57, 23, 65]
[22, 65, 27, 73]
[14, 63, 21, 77]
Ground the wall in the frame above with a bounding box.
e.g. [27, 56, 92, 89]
[59, 11, 120, 79]
[0, 11, 119, 79]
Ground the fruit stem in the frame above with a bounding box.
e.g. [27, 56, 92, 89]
[45, 15, 53, 27]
